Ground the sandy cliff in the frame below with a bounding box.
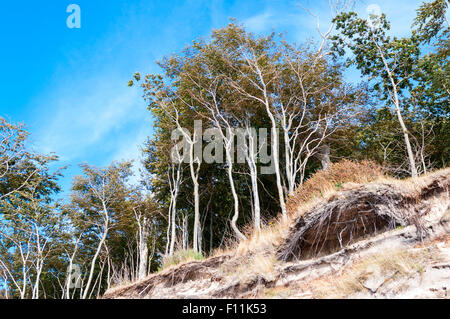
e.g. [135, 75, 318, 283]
[104, 169, 450, 299]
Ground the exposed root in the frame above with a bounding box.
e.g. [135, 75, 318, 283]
[277, 170, 449, 262]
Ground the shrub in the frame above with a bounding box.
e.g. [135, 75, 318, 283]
[160, 249, 204, 270]
[286, 160, 384, 215]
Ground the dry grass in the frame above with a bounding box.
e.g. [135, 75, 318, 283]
[215, 223, 284, 283]
[160, 249, 205, 271]
[286, 160, 384, 216]
[236, 254, 278, 280]
[235, 219, 289, 256]
[379, 167, 450, 194]
[217, 218, 290, 283]
[309, 246, 442, 298]
[262, 286, 296, 299]
[217, 251, 279, 284]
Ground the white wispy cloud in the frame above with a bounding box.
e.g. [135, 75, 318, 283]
[243, 11, 275, 33]
[241, 2, 335, 42]
[33, 76, 147, 162]
[241, 0, 436, 42]
[355, 0, 423, 36]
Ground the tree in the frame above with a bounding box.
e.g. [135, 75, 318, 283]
[130, 192, 159, 280]
[411, 0, 449, 168]
[332, 11, 421, 177]
[182, 75, 247, 240]
[69, 161, 133, 299]
[279, 43, 363, 192]
[166, 145, 183, 256]
[0, 117, 64, 299]
[132, 21, 362, 249]
[0, 153, 62, 299]
[0, 117, 40, 201]
[222, 31, 289, 219]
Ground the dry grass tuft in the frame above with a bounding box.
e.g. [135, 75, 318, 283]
[262, 285, 296, 299]
[287, 160, 384, 216]
[218, 252, 279, 284]
[160, 249, 204, 271]
[235, 218, 289, 257]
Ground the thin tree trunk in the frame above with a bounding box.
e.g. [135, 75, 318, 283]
[190, 143, 201, 253]
[245, 126, 261, 230]
[137, 217, 149, 280]
[270, 122, 287, 218]
[375, 39, 418, 178]
[182, 214, 188, 250]
[82, 204, 109, 299]
[257, 67, 287, 219]
[3, 277, 8, 299]
[65, 235, 81, 299]
[169, 197, 177, 255]
[283, 127, 295, 195]
[169, 159, 181, 256]
[226, 146, 246, 240]
[165, 196, 172, 256]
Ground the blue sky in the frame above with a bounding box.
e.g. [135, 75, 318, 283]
[0, 0, 434, 199]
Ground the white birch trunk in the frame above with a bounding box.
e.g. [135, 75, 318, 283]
[82, 203, 109, 299]
[374, 38, 418, 178]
